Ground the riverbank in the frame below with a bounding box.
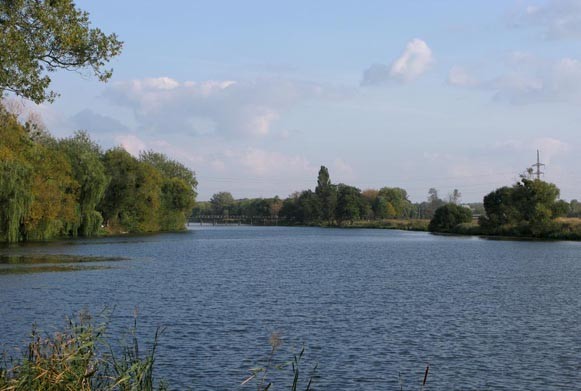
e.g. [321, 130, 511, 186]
[431, 217, 581, 241]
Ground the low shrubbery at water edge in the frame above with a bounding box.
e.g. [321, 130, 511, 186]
[428, 176, 581, 239]
[0, 105, 197, 243]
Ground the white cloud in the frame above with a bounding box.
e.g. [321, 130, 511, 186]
[516, 0, 581, 39]
[104, 77, 341, 138]
[362, 38, 434, 85]
[389, 39, 434, 82]
[115, 134, 147, 156]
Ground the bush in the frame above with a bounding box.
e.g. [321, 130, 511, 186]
[428, 204, 472, 232]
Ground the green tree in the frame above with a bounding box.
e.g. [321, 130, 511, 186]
[336, 184, 363, 225]
[0, 108, 32, 242]
[315, 166, 336, 224]
[140, 151, 197, 230]
[428, 204, 472, 232]
[480, 178, 565, 236]
[210, 192, 235, 216]
[0, 0, 123, 103]
[378, 187, 412, 217]
[58, 131, 108, 237]
[99, 148, 162, 233]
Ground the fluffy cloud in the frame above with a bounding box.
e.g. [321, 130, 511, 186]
[362, 38, 434, 85]
[104, 77, 340, 137]
[515, 0, 581, 39]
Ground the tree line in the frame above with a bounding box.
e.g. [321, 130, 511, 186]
[429, 171, 581, 239]
[0, 106, 197, 243]
[193, 166, 471, 225]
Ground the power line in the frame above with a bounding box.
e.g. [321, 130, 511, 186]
[531, 149, 545, 180]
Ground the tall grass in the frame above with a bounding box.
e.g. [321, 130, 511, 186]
[0, 310, 166, 391]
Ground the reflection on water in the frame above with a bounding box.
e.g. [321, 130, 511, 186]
[0, 264, 113, 275]
[0, 254, 126, 274]
[0, 254, 126, 264]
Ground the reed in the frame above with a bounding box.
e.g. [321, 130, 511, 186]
[0, 310, 166, 391]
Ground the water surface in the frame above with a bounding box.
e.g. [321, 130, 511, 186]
[1, 226, 580, 390]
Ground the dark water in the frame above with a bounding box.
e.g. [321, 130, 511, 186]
[1, 227, 581, 390]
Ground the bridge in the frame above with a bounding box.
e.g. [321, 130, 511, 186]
[188, 215, 282, 226]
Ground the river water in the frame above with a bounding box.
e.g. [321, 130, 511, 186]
[1, 226, 580, 390]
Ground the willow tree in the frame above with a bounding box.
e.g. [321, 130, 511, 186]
[140, 151, 197, 230]
[58, 132, 108, 237]
[100, 148, 163, 233]
[0, 110, 32, 242]
[0, 0, 123, 103]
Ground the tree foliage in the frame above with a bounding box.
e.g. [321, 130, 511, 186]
[0, 0, 123, 103]
[0, 107, 197, 242]
[479, 178, 566, 236]
[428, 204, 472, 232]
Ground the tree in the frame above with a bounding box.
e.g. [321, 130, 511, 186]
[315, 166, 337, 224]
[448, 189, 462, 204]
[378, 187, 412, 217]
[479, 178, 564, 236]
[99, 148, 162, 233]
[428, 188, 440, 203]
[140, 151, 197, 229]
[428, 204, 472, 232]
[336, 184, 363, 225]
[0, 0, 123, 103]
[58, 131, 108, 237]
[210, 192, 235, 215]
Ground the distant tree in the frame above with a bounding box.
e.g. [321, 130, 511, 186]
[210, 192, 235, 216]
[0, 0, 123, 103]
[299, 190, 321, 223]
[480, 178, 564, 236]
[428, 188, 440, 204]
[448, 189, 462, 204]
[569, 200, 581, 217]
[378, 187, 412, 217]
[336, 184, 363, 225]
[315, 166, 337, 224]
[428, 204, 472, 232]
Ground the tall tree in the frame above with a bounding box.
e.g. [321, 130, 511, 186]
[315, 166, 336, 225]
[58, 131, 108, 237]
[0, 0, 123, 103]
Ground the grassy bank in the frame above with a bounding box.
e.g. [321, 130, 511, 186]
[436, 218, 581, 241]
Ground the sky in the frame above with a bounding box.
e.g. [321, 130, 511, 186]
[23, 0, 581, 202]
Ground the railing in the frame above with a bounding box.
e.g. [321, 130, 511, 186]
[188, 215, 282, 226]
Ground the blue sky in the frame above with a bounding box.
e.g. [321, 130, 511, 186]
[28, 0, 581, 202]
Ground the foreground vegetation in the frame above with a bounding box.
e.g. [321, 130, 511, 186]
[0, 106, 197, 243]
[0, 312, 320, 391]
